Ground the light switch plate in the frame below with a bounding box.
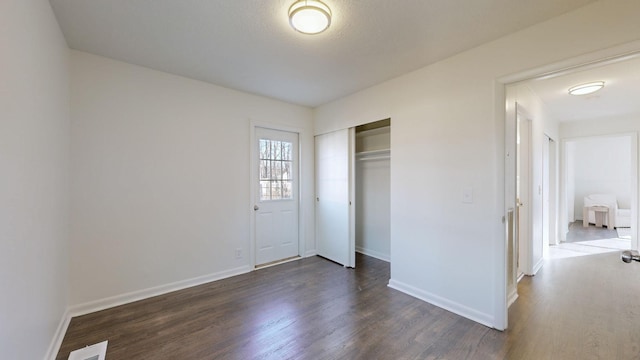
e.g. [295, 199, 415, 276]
[462, 187, 473, 203]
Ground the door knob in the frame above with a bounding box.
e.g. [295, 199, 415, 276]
[621, 250, 640, 263]
[254, 205, 259, 211]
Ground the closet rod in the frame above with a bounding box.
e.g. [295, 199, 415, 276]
[357, 155, 391, 161]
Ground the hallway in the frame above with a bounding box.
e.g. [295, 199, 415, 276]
[548, 221, 631, 260]
[506, 251, 640, 358]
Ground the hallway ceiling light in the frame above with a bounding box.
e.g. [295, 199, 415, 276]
[288, 0, 331, 35]
[568, 81, 605, 96]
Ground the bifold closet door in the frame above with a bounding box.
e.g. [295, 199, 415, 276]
[315, 129, 355, 267]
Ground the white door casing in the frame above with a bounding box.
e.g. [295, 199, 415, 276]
[254, 127, 299, 266]
[548, 137, 559, 246]
[542, 135, 550, 258]
[505, 99, 518, 313]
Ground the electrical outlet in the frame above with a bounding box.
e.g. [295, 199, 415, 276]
[235, 248, 242, 259]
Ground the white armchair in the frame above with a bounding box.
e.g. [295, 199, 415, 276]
[583, 194, 630, 228]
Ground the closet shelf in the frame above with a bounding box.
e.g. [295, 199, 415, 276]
[356, 149, 391, 161]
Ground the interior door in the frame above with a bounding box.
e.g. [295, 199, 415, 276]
[315, 129, 355, 268]
[254, 127, 299, 266]
[542, 135, 550, 256]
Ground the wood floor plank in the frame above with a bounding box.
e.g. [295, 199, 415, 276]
[57, 252, 640, 359]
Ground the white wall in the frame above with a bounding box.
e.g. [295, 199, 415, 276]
[314, 0, 640, 328]
[69, 51, 314, 307]
[356, 158, 390, 260]
[561, 115, 640, 137]
[0, 1, 70, 359]
[571, 136, 631, 216]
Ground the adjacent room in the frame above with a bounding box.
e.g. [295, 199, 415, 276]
[561, 135, 632, 253]
[2, 1, 640, 359]
[514, 56, 640, 262]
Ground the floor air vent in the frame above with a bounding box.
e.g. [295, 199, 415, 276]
[68, 340, 108, 360]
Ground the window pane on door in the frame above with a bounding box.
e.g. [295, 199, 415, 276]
[282, 142, 292, 160]
[260, 139, 270, 159]
[272, 141, 282, 160]
[260, 160, 270, 180]
[260, 181, 271, 200]
[259, 138, 294, 201]
[282, 161, 292, 180]
[271, 161, 282, 179]
[282, 181, 292, 198]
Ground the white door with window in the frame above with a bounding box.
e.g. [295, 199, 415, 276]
[254, 127, 299, 266]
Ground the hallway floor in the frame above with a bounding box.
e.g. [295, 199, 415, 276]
[507, 251, 640, 359]
[548, 221, 631, 260]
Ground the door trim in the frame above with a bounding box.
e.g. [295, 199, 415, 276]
[249, 120, 307, 269]
[348, 127, 356, 268]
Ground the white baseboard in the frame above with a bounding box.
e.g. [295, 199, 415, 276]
[355, 246, 390, 262]
[508, 289, 519, 307]
[304, 249, 317, 257]
[48, 265, 252, 359]
[531, 258, 544, 276]
[388, 279, 494, 328]
[45, 308, 71, 360]
[68, 265, 251, 318]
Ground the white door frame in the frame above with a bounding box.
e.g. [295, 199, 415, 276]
[547, 136, 559, 247]
[249, 120, 307, 269]
[542, 133, 555, 259]
[496, 41, 640, 330]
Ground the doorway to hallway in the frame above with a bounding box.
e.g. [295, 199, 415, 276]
[501, 47, 640, 330]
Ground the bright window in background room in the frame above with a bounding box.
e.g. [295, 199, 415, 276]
[259, 139, 293, 201]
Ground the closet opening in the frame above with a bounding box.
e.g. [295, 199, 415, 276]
[355, 119, 391, 263]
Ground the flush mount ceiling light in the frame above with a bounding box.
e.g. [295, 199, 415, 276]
[288, 0, 331, 35]
[568, 81, 605, 96]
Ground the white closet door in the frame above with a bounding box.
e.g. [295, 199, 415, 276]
[315, 129, 355, 267]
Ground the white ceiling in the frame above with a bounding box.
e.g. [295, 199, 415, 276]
[50, 0, 597, 107]
[525, 56, 640, 122]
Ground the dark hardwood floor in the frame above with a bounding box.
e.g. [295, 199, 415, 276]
[57, 252, 640, 359]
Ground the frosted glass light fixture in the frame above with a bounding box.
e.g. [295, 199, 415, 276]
[288, 0, 331, 35]
[568, 81, 605, 95]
